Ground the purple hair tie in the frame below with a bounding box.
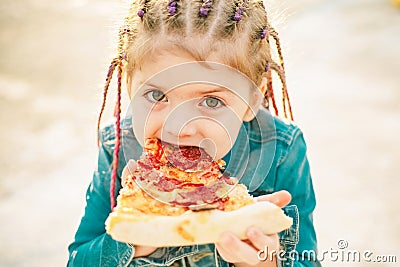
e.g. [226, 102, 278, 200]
[265, 63, 271, 72]
[137, 0, 147, 18]
[233, 0, 249, 22]
[168, 0, 178, 15]
[200, 0, 213, 17]
[260, 26, 268, 39]
[137, 9, 145, 17]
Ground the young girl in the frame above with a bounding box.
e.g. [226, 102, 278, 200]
[68, 0, 320, 266]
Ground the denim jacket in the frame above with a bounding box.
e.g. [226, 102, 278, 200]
[68, 108, 321, 267]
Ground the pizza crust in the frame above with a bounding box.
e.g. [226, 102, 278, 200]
[106, 201, 293, 247]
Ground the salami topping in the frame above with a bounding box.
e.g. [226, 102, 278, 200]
[174, 181, 230, 206]
[153, 177, 179, 192]
[163, 142, 213, 172]
[137, 154, 161, 170]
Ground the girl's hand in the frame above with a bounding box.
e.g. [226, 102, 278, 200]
[121, 160, 158, 257]
[215, 191, 292, 267]
[254, 190, 291, 208]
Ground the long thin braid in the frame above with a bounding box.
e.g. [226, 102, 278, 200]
[265, 65, 279, 116]
[285, 88, 293, 120]
[268, 26, 292, 118]
[96, 23, 130, 210]
[280, 67, 287, 118]
[269, 26, 285, 71]
[270, 62, 293, 120]
[109, 22, 132, 210]
[282, 75, 293, 120]
[258, 17, 292, 120]
[272, 63, 288, 118]
[97, 58, 119, 146]
[110, 63, 123, 210]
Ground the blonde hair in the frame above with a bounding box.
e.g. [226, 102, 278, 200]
[98, 0, 293, 209]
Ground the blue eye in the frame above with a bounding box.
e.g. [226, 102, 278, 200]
[144, 90, 167, 102]
[201, 97, 225, 108]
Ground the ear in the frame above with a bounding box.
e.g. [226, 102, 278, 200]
[242, 77, 267, 122]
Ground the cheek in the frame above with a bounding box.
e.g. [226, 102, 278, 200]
[131, 100, 163, 145]
[199, 113, 243, 159]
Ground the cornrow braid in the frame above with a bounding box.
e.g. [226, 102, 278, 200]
[167, 0, 179, 15]
[217, 0, 247, 37]
[137, 0, 148, 18]
[192, 0, 217, 33]
[233, 0, 249, 21]
[260, 25, 268, 39]
[199, 0, 213, 17]
[138, 0, 164, 32]
[164, 0, 184, 30]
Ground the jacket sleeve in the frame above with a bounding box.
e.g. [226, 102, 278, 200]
[67, 140, 137, 266]
[274, 128, 321, 267]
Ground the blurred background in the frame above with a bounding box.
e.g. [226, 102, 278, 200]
[0, 0, 399, 266]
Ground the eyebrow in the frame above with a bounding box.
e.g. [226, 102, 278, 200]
[141, 81, 164, 89]
[142, 81, 234, 95]
[195, 87, 232, 95]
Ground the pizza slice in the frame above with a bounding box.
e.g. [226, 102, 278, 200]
[106, 138, 292, 247]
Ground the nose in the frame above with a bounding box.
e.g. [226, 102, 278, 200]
[165, 119, 197, 138]
[162, 100, 199, 140]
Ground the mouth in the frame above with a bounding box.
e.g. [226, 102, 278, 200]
[158, 139, 200, 149]
[157, 139, 213, 172]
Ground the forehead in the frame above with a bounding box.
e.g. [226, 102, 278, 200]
[132, 51, 257, 97]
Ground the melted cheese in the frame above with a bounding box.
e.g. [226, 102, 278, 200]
[159, 163, 222, 185]
[117, 178, 187, 216]
[222, 184, 255, 211]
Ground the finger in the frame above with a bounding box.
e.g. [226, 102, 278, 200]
[122, 159, 137, 178]
[217, 232, 260, 265]
[255, 190, 291, 208]
[215, 232, 243, 263]
[246, 227, 279, 251]
[134, 245, 158, 257]
[215, 242, 240, 263]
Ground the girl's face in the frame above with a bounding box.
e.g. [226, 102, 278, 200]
[129, 51, 263, 160]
